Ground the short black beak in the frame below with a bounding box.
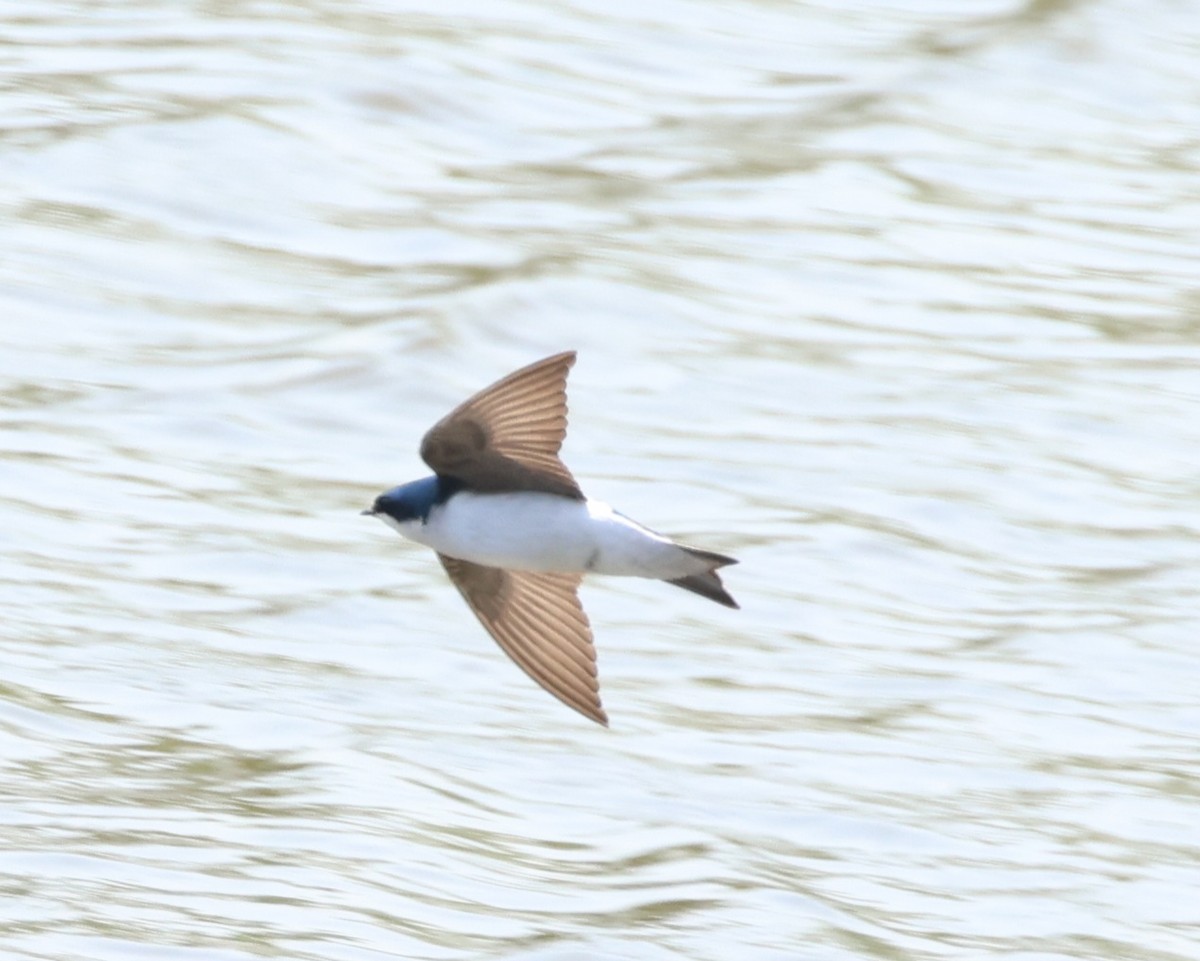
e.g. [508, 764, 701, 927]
[360, 508, 376, 516]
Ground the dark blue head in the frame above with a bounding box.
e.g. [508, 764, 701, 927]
[363, 475, 454, 524]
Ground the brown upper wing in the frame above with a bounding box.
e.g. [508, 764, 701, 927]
[438, 554, 607, 726]
[419, 351, 583, 499]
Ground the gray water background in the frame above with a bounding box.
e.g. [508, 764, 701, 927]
[2, 2, 1199, 959]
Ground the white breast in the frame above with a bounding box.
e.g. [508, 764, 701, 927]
[392, 491, 702, 578]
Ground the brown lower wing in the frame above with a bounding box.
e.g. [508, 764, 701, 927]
[437, 555, 607, 726]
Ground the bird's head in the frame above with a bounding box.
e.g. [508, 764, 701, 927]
[361, 475, 442, 525]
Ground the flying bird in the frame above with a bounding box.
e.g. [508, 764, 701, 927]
[362, 351, 737, 726]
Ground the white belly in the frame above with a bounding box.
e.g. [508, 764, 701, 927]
[387, 491, 704, 578]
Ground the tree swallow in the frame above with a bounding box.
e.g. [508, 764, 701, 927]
[362, 351, 737, 726]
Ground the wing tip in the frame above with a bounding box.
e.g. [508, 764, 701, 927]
[582, 702, 610, 727]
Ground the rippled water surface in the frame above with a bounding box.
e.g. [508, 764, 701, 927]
[3, 2, 1199, 959]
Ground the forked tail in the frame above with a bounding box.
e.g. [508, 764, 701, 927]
[667, 547, 739, 609]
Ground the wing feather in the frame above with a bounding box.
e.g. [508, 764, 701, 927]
[438, 554, 607, 726]
[420, 352, 583, 499]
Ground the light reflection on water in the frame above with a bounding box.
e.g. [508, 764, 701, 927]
[2, 2, 1199, 960]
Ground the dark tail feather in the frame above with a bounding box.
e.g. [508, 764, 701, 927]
[667, 548, 739, 609]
